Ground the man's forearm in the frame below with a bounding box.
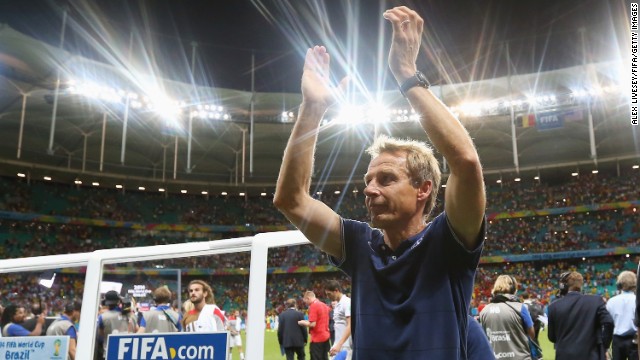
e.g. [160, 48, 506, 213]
[274, 102, 326, 205]
[405, 88, 479, 172]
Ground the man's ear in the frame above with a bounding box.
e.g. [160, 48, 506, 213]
[416, 180, 432, 201]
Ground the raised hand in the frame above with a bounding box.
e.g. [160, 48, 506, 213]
[383, 6, 424, 83]
[301, 46, 347, 110]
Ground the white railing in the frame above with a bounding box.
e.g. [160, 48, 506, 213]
[0, 231, 311, 359]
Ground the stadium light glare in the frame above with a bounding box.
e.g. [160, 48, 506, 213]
[441, 184, 447, 188]
[239, 192, 245, 196]
[74, 180, 82, 185]
[44, 176, 52, 181]
[201, 191, 208, 195]
[181, 190, 187, 194]
[115, 185, 123, 189]
[334, 190, 341, 195]
[533, 176, 539, 180]
[17, 173, 25, 178]
[514, 178, 521, 182]
[591, 170, 598, 174]
[221, 192, 228, 196]
[633, 165, 639, 169]
[261, 192, 267, 196]
[92, 182, 99, 186]
[496, 179, 502, 184]
[158, 188, 165, 192]
[316, 191, 322, 195]
[571, 172, 578, 176]
[138, 186, 145, 191]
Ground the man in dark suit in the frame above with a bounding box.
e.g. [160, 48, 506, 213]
[278, 298, 308, 360]
[548, 271, 614, 360]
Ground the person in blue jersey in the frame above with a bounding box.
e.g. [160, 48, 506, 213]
[1, 304, 45, 337]
[274, 5, 486, 359]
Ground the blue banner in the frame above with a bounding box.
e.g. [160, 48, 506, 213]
[0, 336, 69, 360]
[106, 332, 228, 360]
[536, 112, 564, 130]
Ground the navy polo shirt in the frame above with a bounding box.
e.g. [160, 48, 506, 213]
[329, 212, 484, 360]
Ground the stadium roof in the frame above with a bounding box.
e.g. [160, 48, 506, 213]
[0, 25, 636, 194]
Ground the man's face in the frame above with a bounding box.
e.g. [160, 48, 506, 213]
[364, 151, 427, 228]
[325, 289, 338, 301]
[13, 307, 25, 323]
[72, 310, 81, 322]
[189, 284, 206, 305]
[302, 296, 312, 306]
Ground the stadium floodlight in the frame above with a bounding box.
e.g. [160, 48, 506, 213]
[239, 192, 245, 196]
[74, 180, 82, 185]
[316, 191, 322, 195]
[181, 190, 187, 194]
[201, 191, 208, 195]
[261, 192, 267, 196]
[592, 170, 599, 174]
[17, 173, 25, 178]
[92, 182, 99, 186]
[221, 192, 228, 196]
[496, 179, 502, 184]
[633, 165, 639, 169]
[571, 172, 578, 177]
[44, 176, 52, 181]
[334, 190, 341, 194]
[158, 188, 165, 192]
[115, 185, 123, 189]
[138, 186, 145, 191]
[514, 178, 521, 182]
[441, 184, 447, 188]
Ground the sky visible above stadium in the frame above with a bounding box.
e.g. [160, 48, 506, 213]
[0, 0, 628, 93]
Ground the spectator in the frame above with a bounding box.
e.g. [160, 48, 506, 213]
[97, 291, 134, 358]
[46, 301, 81, 360]
[138, 286, 182, 333]
[1, 304, 45, 336]
[479, 275, 536, 359]
[606, 271, 638, 360]
[298, 291, 330, 360]
[278, 298, 308, 360]
[548, 271, 614, 360]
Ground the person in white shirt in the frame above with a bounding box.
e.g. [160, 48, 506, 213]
[325, 280, 351, 360]
[606, 271, 637, 360]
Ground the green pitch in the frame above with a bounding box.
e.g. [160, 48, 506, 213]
[232, 328, 558, 360]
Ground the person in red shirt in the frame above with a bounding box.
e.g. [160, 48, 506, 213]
[298, 291, 330, 360]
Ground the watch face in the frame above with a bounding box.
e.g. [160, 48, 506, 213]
[416, 71, 428, 85]
[416, 71, 427, 83]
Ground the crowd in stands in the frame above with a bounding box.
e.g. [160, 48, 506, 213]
[0, 168, 639, 316]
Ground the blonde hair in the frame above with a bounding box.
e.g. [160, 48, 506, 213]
[366, 135, 441, 217]
[492, 275, 518, 295]
[182, 300, 194, 313]
[617, 271, 637, 292]
[188, 280, 215, 304]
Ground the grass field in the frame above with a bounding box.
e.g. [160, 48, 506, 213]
[230, 328, 558, 360]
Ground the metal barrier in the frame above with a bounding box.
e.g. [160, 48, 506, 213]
[0, 230, 310, 359]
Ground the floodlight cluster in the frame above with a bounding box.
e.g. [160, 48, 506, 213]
[450, 85, 624, 118]
[66, 79, 230, 120]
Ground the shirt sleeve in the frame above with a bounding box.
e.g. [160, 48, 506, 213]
[8, 324, 31, 336]
[520, 304, 534, 329]
[65, 325, 78, 340]
[308, 303, 319, 323]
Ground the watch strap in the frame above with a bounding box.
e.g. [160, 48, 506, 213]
[399, 71, 430, 97]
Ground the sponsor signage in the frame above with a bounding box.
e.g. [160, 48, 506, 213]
[106, 332, 228, 360]
[0, 336, 69, 360]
